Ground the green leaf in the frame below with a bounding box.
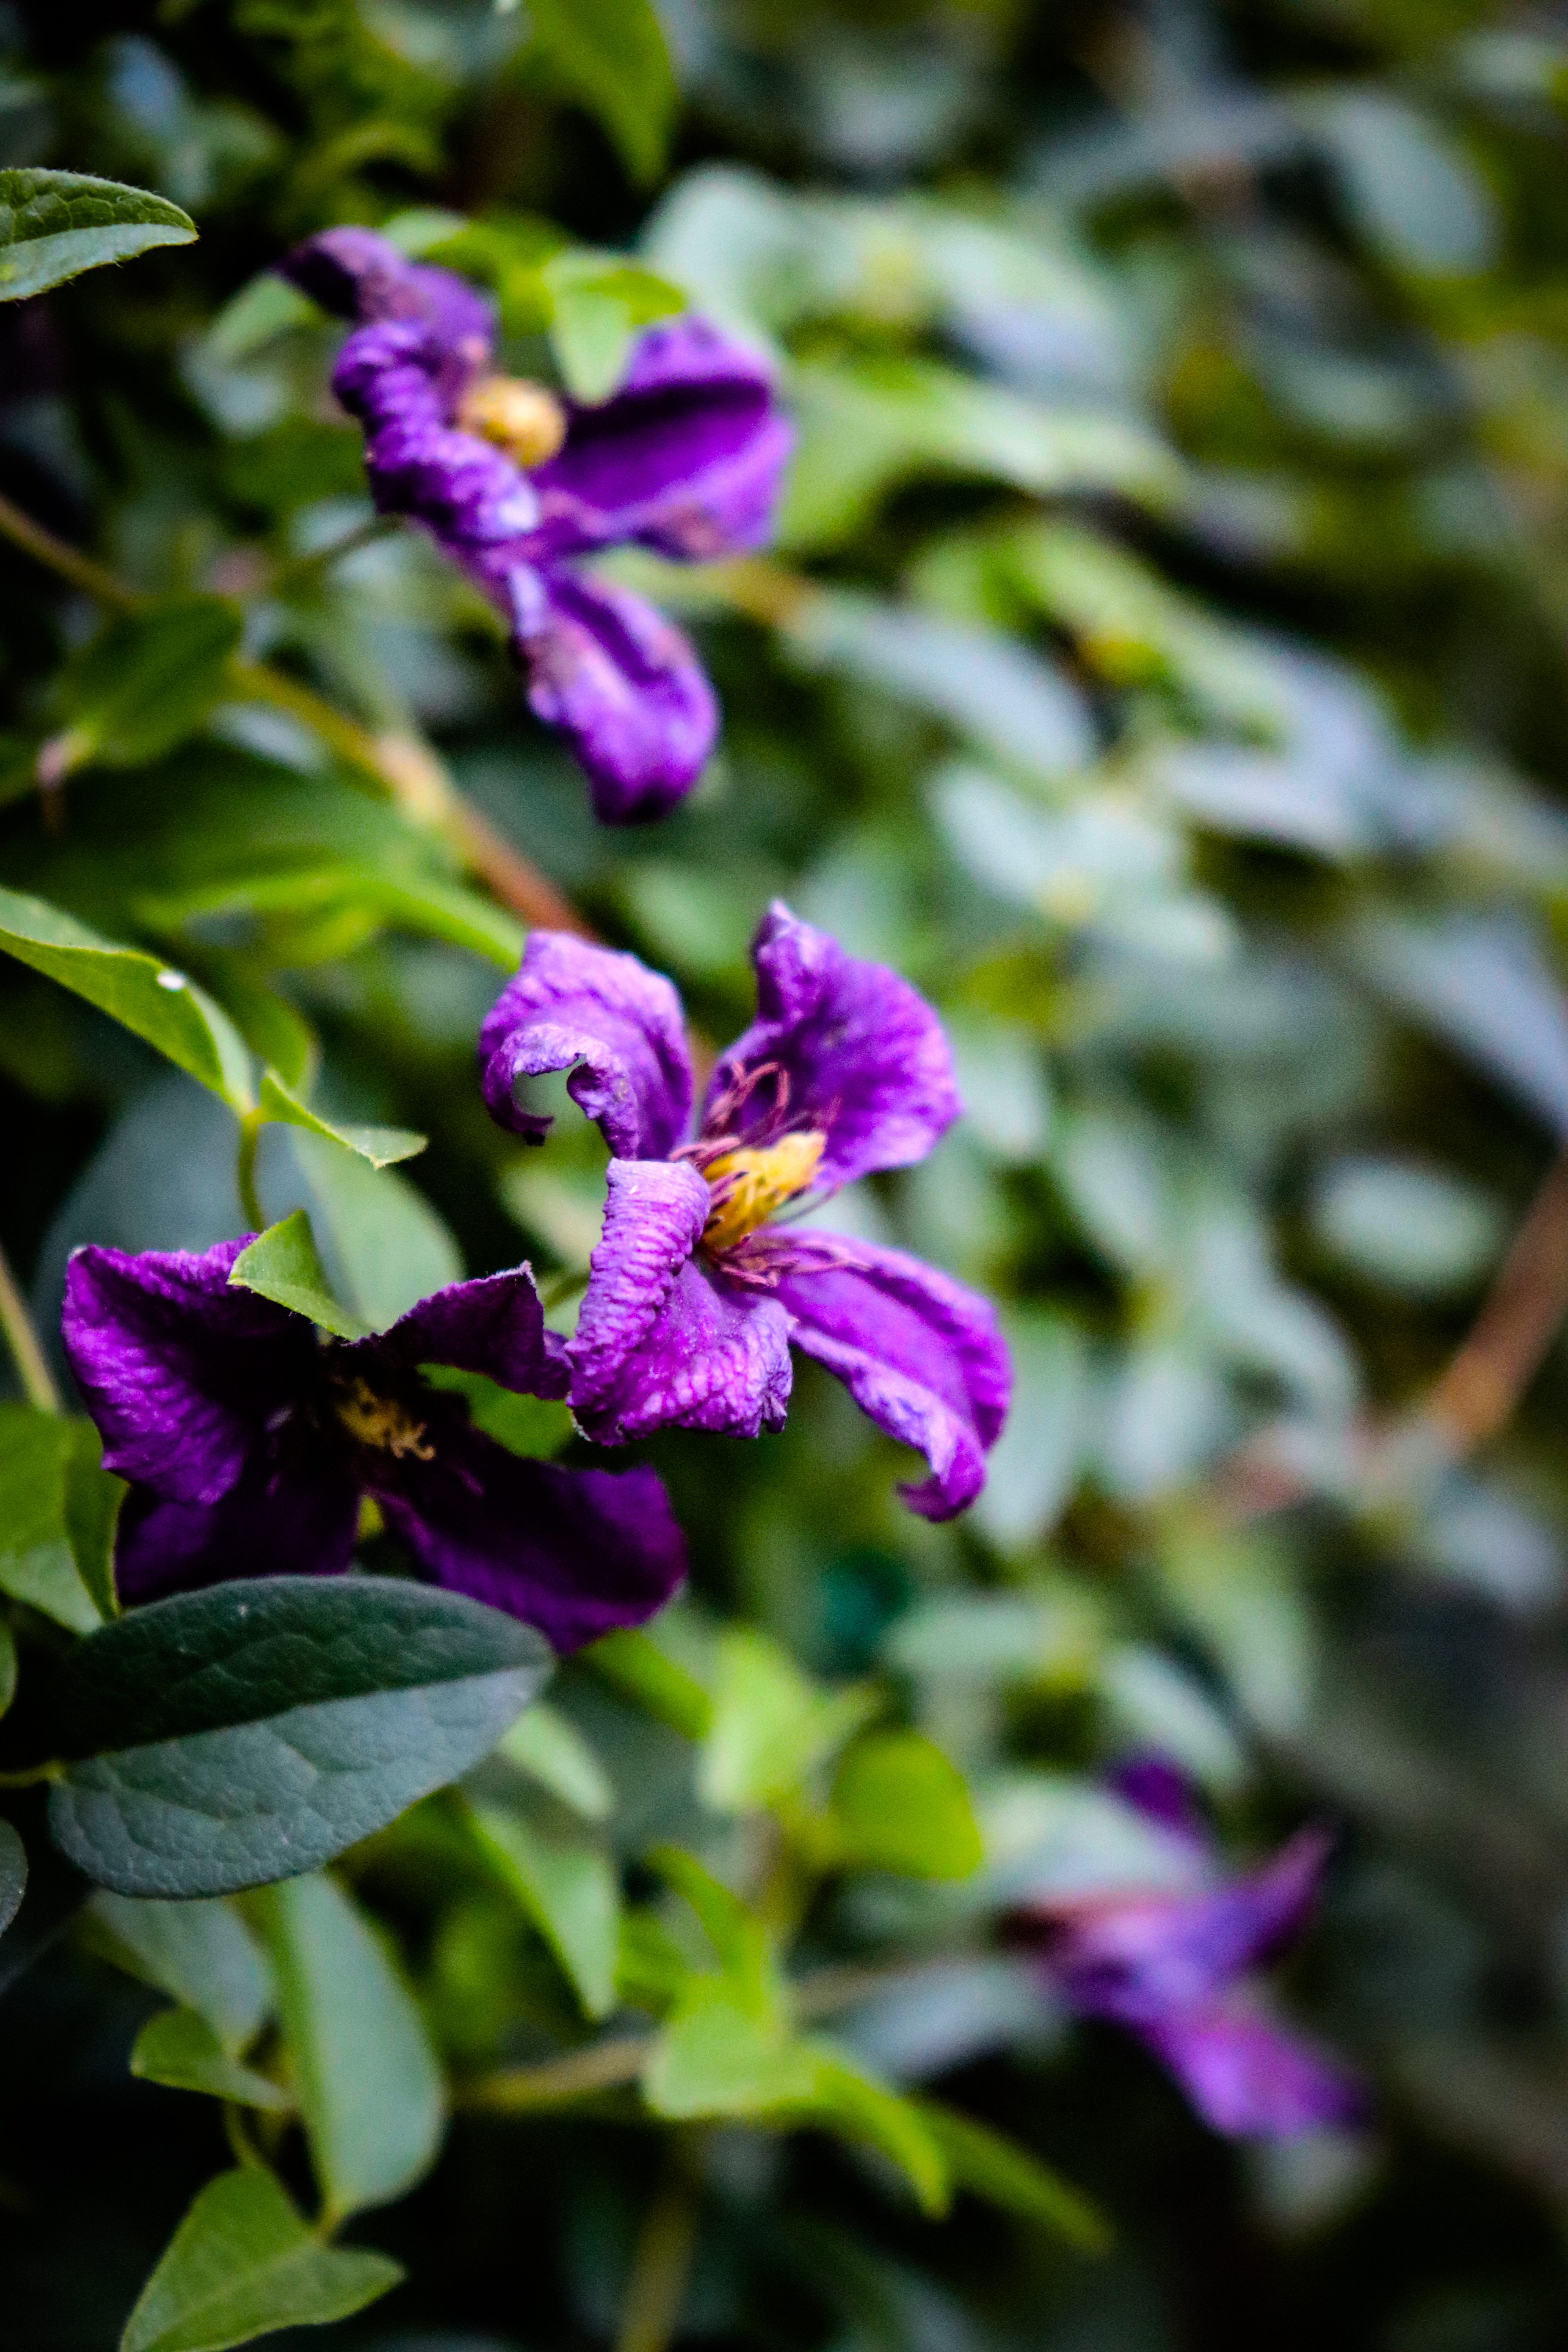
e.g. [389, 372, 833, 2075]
[543, 253, 684, 400]
[496, 1702, 614, 1818]
[256, 1069, 426, 1171]
[118, 2167, 401, 2352]
[287, 1130, 463, 1331]
[803, 2055, 950, 2216]
[0, 1621, 15, 1719]
[913, 2103, 1109, 2248]
[584, 1626, 713, 1741]
[84, 1893, 274, 2054]
[642, 1978, 819, 2117]
[0, 1402, 109, 1628]
[64, 1422, 124, 1622]
[647, 1844, 774, 1993]
[131, 2008, 292, 2112]
[829, 1732, 984, 1880]
[0, 1817, 26, 1939]
[0, 886, 254, 1112]
[700, 1629, 876, 1812]
[48, 1576, 553, 1897]
[420, 1367, 577, 1462]
[47, 597, 242, 780]
[0, 168, 195, 303]
[255, 1871, 445, 2220]
[524, 0, 677, 185]
[468, 1800, 621, 2018]
[228, 1210, 369, 1340]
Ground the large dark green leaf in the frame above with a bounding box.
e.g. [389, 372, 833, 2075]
[47, 1578, 553, 1897]
[0, 169, 195, 302]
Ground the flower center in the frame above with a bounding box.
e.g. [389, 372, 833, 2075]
[701, 1131, 826, 1252]
[333, 1376, 435, 1461]
[456, 374, 569, 467]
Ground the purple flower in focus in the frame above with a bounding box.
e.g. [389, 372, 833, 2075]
[277, 227, 793, 824]
[477, 903, 1010, 1519]
[1018, 1766, 1365, 2139]
[61, 1238, 686, 1651]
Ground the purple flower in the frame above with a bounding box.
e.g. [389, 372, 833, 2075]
[477, 904, 1010, 1519]
[277, 227, 793, 824]
[1018, 1767, 1365, 2139]
[61, 1238, 686, 1652]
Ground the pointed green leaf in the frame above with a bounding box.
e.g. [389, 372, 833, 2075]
[585, 1626, 712, 1740]
[701, 1630, 877, 1812]
[256, 1871, 445, 2220]
[543, 254, 683, 401]
[227, 1210, 368, 1340]
[64, 1421, 124, 1621]
[48, 1576, 553, 1897]
[803, 2054, 950, 2216]
[643, 1978, 818, 2118]
[421, 1367, 576, 1462]
[913, 2101, 1110, 2248]
[131, 2008, 292, 2112]
[118, 2167, 401, 2352]
[85, 1893, 273, 2054]
[829, 1732, 984, 1880]
[497, 1702, 613, 1818]
[49, 597, 242, 777]
[469, 1801, 621, 2018]
[0, 886, 254, 1111]
[0, 1621, 15, 1719]
[524, 0, 676, 185]
[256, 1069, 426, 1171]
[0, 169, 195, 303]
[0, 1404, 109, 1633]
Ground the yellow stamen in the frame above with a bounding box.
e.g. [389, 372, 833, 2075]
[701, 1132, 826, 1252]
[457, 374, 569, 467]
[334, 1377, 435, 1461]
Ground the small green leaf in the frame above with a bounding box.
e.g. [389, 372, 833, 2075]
[803, 2055, 950, 2216]
[0, 1404, 108, 1633]
[496, 1701, 613, 1817]
[0, 1622, 15, 1719]
[421, 1367, 576, 1462]
[48, 1577, 553, 1898]
[85, 1893, 274, 2054]
[118, 2167, 401, 2352]
[469, 1800, 621, 2018]
[700, 1629, 877, 1813]
[131, 2008, 292, 2112]
[647, 1844, 774, 1994]
[64, 1422, 124, 1622]
[0, 168, 195, 303]
[227, 1210, 368, 1340]
[0, 886, 254, 1112]
[256, 1871, 445, 2220]
[287, 1130, 463, 1332]
[585, 1626, 712, 1741]
[524, 0, 677, 185]
[913, 2102, 1110, 2248]
[48, 597, 242, 779]
[256, 1069, 426, 1171]
[643, 1978, 818, 2117]
[829, 1732, 984, 1880]
[0, 1817, 26, 1939]
[543, 254, 684, 400]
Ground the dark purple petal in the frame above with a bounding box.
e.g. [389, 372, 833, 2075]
[524, 316, 792, 566]
[703, 904, 962, 1187]
[278, 227, 494, 365]
[114, 1452, 359, 1605]
[509, 568, 718, 822]
[568, 1160, 793, 1441]
[478, 931, 692, 1160]
[61, 1240, 317, 1507]
[354, 1268, 568, 1400]
[1135, 2003, 1367, 2139]
[334, 321, 540, 554]
[757, 1235, 1008, 1519]
[370, 1422, 686, 1651]
[1049, 1828, 1335, 2024]
[1111, 1755, 1212, 1849]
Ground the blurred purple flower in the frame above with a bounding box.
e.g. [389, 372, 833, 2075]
[478, 903, 1010, 1519]
[1018, 1765, 1365, 2139]
[277, 227, 793, 823]
[62, 1238, 686, 1651]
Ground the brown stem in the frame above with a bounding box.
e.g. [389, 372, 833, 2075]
[0, 1236, 60, 1414]
[615, 2139, 704, 2352]
[0, 489, 143, 612]
[1421, 1144, 1568, 1454]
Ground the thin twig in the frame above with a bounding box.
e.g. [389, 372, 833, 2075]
[265, 513, 398, 599]
[615, 2139, 704, 2352]
[0, 1236, 60, 1413]
[456, 2033, 649, 2112]
[0, 488, 142, 612]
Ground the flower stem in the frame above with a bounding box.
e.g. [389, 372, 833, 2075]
[0, 488, 143, 612]
[615, 2140, 704, 2352]
[0, 1236, 60, 1413]
[236, 1114, 266, 1234]
[265, 513, 399, 598]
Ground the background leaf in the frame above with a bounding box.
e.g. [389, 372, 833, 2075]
[0, 168, 194, 301]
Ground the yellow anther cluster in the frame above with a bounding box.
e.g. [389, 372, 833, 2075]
[701, 1131, 826, 1252]
[334, 1377, 435, 1461]
[456, 374, 569, 467]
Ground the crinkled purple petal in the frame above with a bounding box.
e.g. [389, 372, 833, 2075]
[756, 1234, 1008, 1519]
[568, 1160, 793, 1441]
[370, 1420, 686, 1651]
[352, 1267, 567, 1400]
[1135, 2002, 1367, 2139]
[114, 1451, 359, 1606]
[279, 227, 494, 366]
[61, 1239, 318, 1508]
[509, 567, 717, 822]
[703, 904, 962, 1186]
[478, 932, 692, 1160]
[1051, 1828, 1335, 2024]
[334, 320, 540, 554]
[524, 316, 792, 566]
